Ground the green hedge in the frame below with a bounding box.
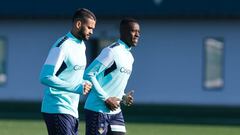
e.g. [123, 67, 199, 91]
[1, 101, 240, 125]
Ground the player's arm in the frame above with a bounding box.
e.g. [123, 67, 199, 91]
[39, 47, 88, 95]
[85, 60, 120, 110]
[84, 60, 109, 100]
[85, 48, 120, 110]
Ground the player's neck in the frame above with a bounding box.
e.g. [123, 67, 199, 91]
[120, 38, 131, 48]
[70, 30, 83, 41]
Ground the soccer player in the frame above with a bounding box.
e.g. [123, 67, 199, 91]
[84, 18, 140, 135]
[39, 8, 96, 135]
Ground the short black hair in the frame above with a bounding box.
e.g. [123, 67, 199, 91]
[72, 8, 96, 22]
[120, 17, 139, 32]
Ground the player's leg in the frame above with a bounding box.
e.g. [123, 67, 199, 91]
[107, 111, 126, 135]
[107, 131, 125, 135]
[84, 109, 109, 135]
[42, 113, 79, 135]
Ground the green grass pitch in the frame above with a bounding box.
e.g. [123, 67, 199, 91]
[1, 120, 240, 135]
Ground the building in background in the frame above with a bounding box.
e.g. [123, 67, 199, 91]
[0, 0, 240, 107]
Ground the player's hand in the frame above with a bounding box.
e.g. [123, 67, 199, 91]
[83, 81, 92, 95]
[105, 97, 120, 111]
[122, 90, 134, 106]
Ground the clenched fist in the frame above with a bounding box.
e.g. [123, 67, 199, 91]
[122, 90, 134, 106]
[105, 97, 120, 111]
[83, 81, 92, 95]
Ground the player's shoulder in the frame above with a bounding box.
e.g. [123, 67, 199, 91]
[103, 42, 120, 53]
[102, 42, 118, 54]
[97, 45, 116, 60]
[55, 36, 69, 48]
[99, 41, 121, 57]
[109, 42, 120, 49]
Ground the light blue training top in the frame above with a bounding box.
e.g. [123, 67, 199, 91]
[40, 32, 87, 118]
[84, 39, 134, 114]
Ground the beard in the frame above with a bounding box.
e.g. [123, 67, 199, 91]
[77, 29, 88, 41]
[77, 30, 84, 40]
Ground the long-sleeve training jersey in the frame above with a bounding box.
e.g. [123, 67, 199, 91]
[84, 39, 134, 114]
[40, 32, 86, 118]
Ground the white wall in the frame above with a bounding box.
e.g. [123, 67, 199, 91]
[0, 19, 240, 106]
[0, 19, 70, 101]
[129, 19, 240, 105]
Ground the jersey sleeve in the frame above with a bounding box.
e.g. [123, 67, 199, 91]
[84, 48, 114, 101]
[96, 47, 114, 67]
[39, 47, 83, 94]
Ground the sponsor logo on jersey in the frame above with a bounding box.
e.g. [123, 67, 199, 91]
[120, 67, 132, 74]
[73, 65, 85, 71]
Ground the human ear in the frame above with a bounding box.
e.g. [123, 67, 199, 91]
[76, 20, 81, 29]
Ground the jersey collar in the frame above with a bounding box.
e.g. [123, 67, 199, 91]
[67, 32, 83, 44]
[118, 39, 131, 51]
